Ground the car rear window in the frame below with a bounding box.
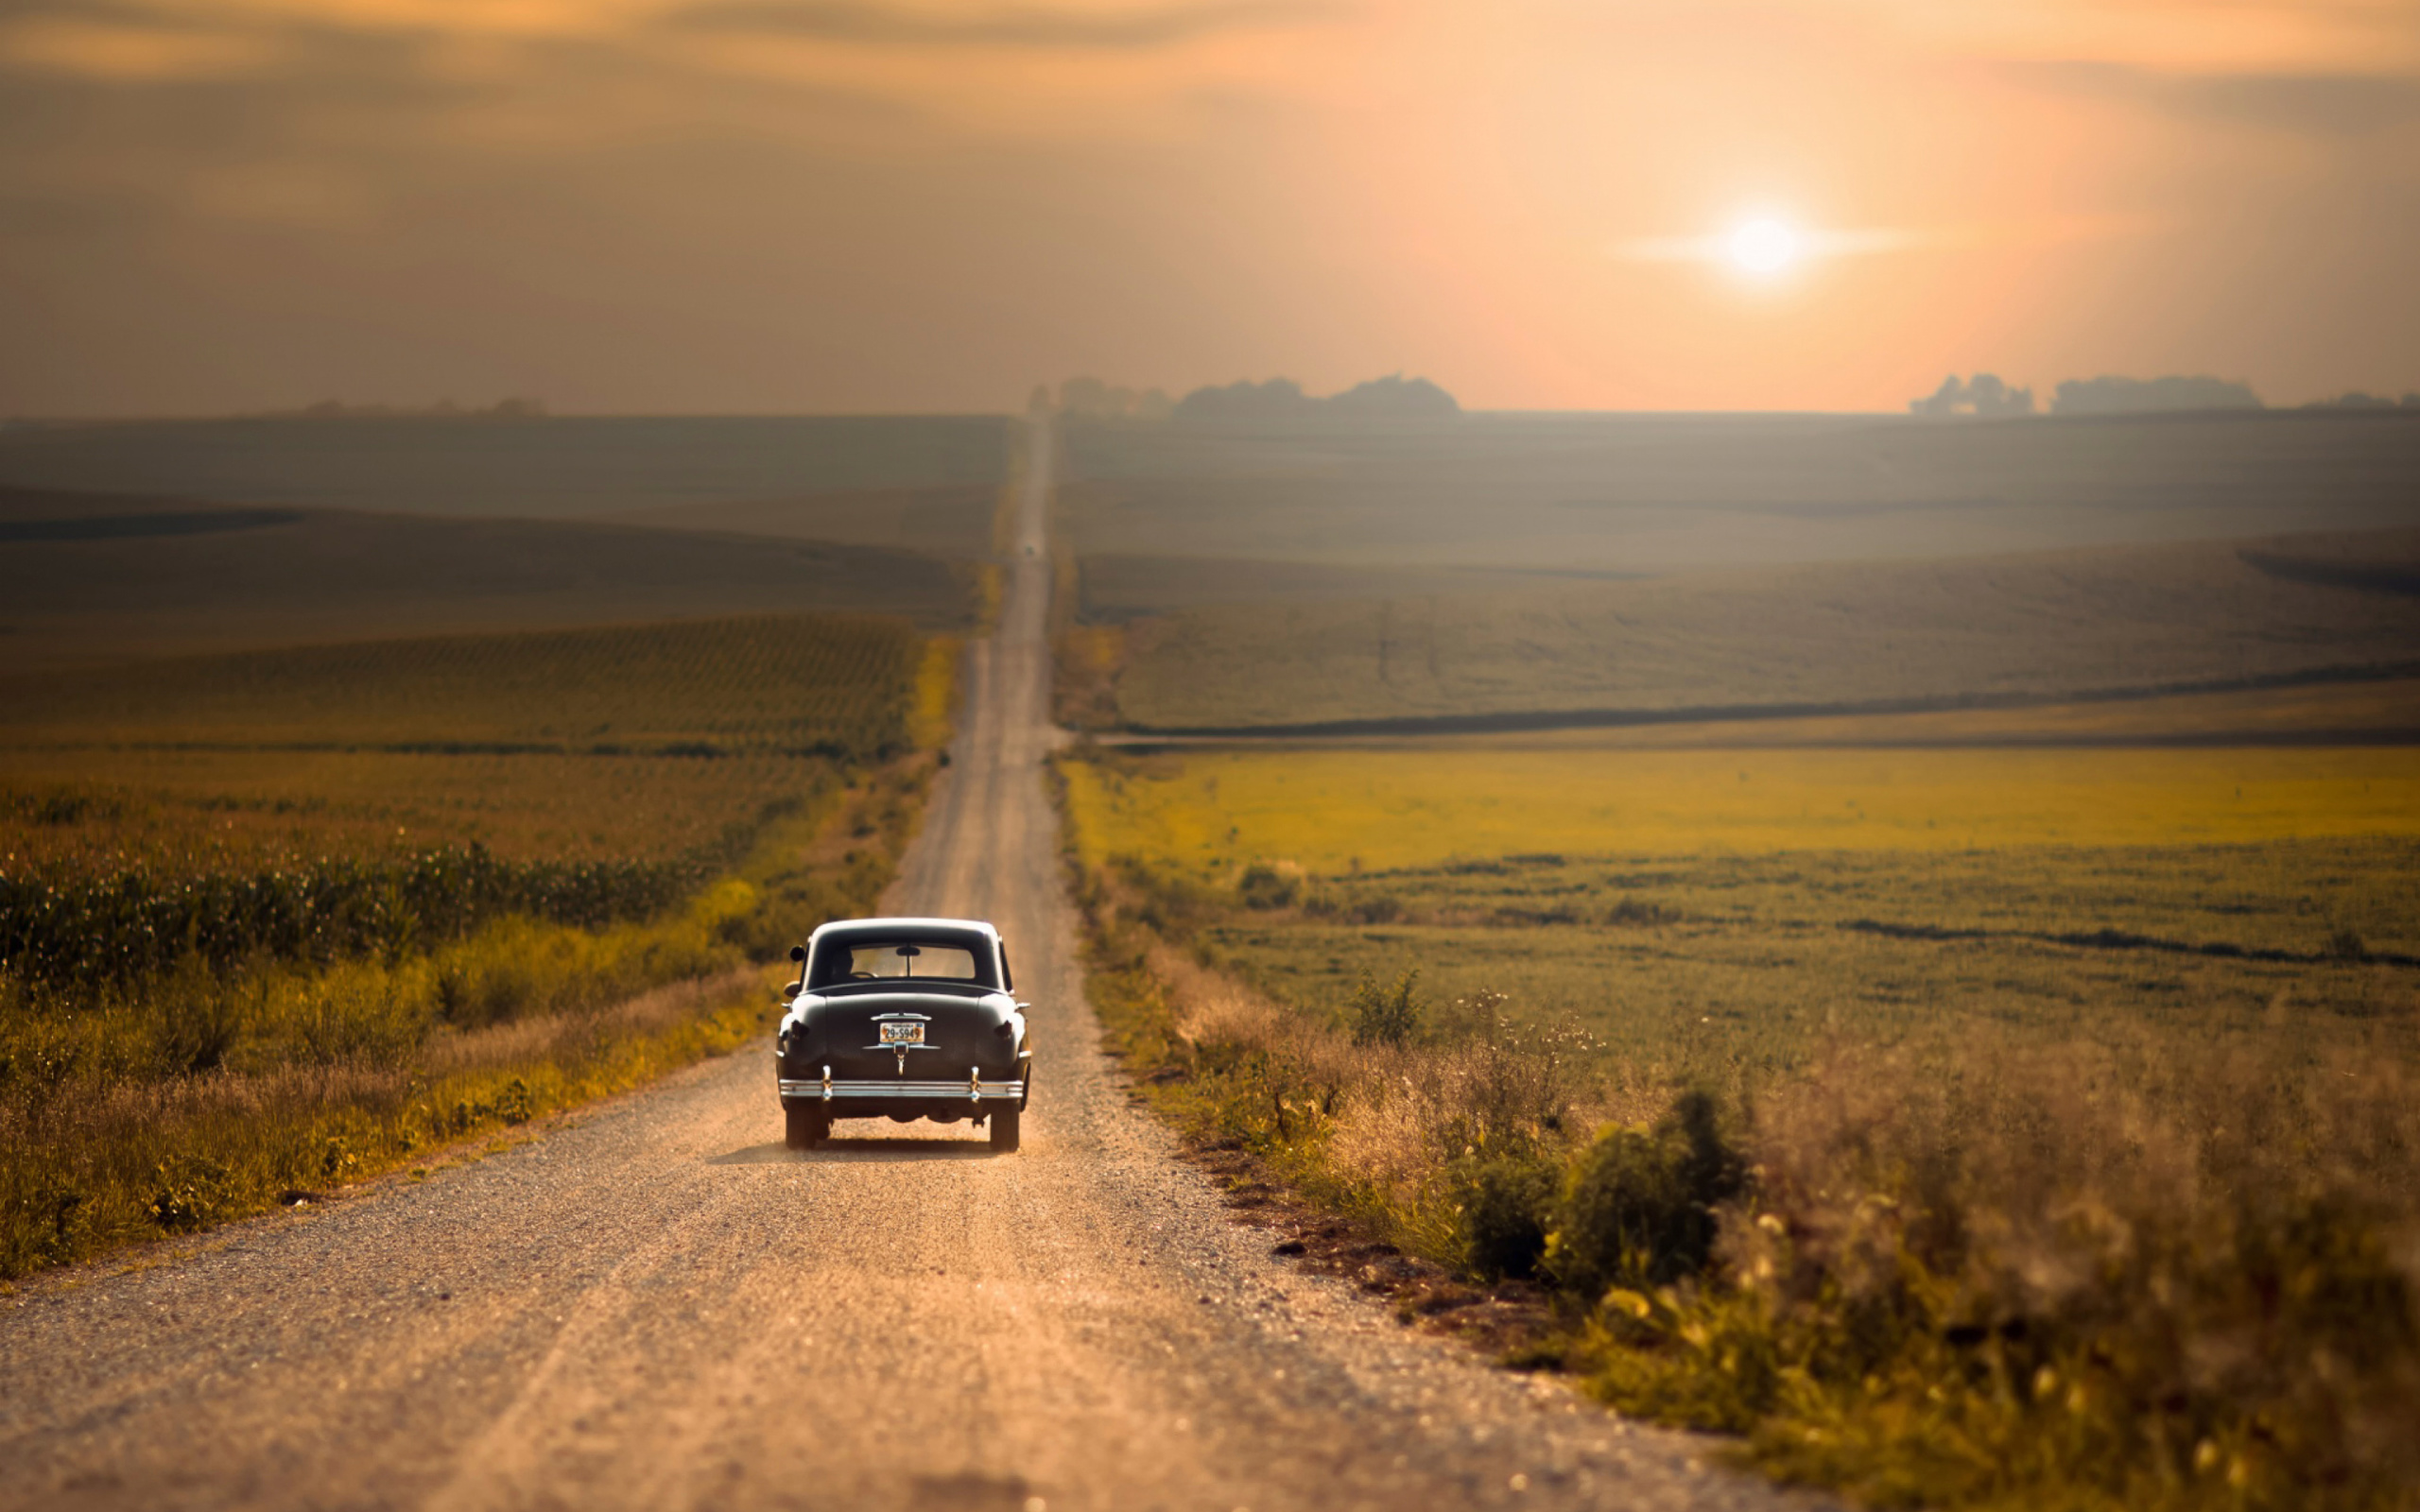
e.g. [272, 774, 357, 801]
[836, 942, 980, 983]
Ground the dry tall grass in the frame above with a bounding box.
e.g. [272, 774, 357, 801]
[1079, 856, 2420, 1510]
[1605, 1035, 2420, 1509]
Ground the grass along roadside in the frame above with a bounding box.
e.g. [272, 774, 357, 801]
[1, 746, 941, 1284]
[1055, 751, 2420, 1510]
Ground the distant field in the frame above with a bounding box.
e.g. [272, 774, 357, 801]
[0, 487, 972, 673]
[0, 613, 925, 756]
[1060, 740, 2420, 1086]
[612, 483, 1004, 558]
[1063, 743, 2420, 874]
[0, 415, 1009, 521]
[1074, 553, 1646, 623]
[1057, 410, 2420, 1503]
[1101, 677, 2420, 751]
[0, 613, 939, 879]
[1061, 410, 2420, 577]
[1098, 529, 2420, 731]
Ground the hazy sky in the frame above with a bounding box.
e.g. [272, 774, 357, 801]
[3, 0, 2416, 414]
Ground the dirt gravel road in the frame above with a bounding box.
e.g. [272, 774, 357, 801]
[0, 419, 1823, 1512]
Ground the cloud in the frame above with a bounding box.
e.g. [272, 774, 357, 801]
[662, 0, 1343, 50]
[2010, 60, 2420, 134]
[0, 15, 288, 80]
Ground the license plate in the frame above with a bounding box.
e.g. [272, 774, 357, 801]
[879, 1022, 925, 1046]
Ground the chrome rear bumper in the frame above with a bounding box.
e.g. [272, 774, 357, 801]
[779, 1075, 1025, 1102]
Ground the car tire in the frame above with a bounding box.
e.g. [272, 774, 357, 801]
[786, 1104, 828, 1151]
[988, 1104, 1021, 1154]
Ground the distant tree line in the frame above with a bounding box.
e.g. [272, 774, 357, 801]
[1174, 373, 1461, 421]
[1058, 378, 1175, 421]
[271, 398, 548, 421]
[1909, 373, 2038, 418]
[1055, 373, 1461, 423]
[1913, 372, 2419, 419]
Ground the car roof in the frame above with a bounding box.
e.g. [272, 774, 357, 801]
[808, 917, 1001, 943]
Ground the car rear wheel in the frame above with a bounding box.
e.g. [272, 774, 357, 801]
[988, 1104, 1021, 1154]
[785, 1104, 828, 1151]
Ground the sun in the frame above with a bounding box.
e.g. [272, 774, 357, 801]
[1726, 216, 1803, 277]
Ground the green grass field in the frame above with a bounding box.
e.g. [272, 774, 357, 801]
[1063, 740, 2420, 1075]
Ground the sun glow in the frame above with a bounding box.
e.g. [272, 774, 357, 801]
[1726, 216, 1803, 277]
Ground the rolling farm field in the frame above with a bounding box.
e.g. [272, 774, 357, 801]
[1049, 411, 2420, 1510]
[1088, 530, 2420, 732]
[1061, 736, 2420, 1078]
[0, 413, 1011, 675]
[1061, 716, 2420, 1508]
[0, 414, 1011, 524]
[1, 610, 951, 1280]
[1057, 409, 2420, 576]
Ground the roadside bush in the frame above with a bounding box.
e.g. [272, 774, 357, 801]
[1349, 969, 1424, 1047]
[1455, 1154, 1560, 1280]
[1069, 830, 2420, 1510]
[1578, 1045, 2420, 1510]
[1110, 856, 1226, 938]
[1546, 1090, 1746, 1297]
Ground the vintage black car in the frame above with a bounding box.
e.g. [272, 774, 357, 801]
[774, 917, 1031, 1152]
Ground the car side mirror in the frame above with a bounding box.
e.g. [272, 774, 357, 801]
[789, 945, 807, 963]
[780, 982, 803, 1003]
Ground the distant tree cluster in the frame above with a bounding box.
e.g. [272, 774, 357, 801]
[2050, 375, 2262, 415]
[285, 398, 547, 420]
[1057, 377, 1174, 421]
[2301, 390, 2420, 410]
[1909, 373, 2035, 418]
[1171, 373, 1461, 422]
[1907, 372, 2301, 420]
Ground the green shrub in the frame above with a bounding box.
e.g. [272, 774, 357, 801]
[1546, 1090, 1745, 1297]
[1349, 969, 1424, 1047]
[1349, 893, 1404, 924]
[1455, 1154, 1560, 1280]
[1237, 864, 1302, 910]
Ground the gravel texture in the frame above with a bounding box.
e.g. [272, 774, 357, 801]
[0, 422, 1828, 1512]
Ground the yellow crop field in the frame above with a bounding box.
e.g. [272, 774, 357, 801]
[1063, 744, 2420, 874]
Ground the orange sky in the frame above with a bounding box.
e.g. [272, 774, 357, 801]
[2, 0, 2415, 413]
